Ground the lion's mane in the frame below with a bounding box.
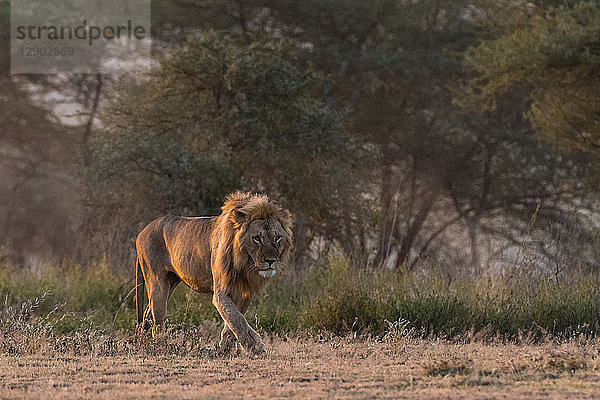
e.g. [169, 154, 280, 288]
[210, 191, 294, 292]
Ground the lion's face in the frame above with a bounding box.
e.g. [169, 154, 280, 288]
[239, 216, 292, 278]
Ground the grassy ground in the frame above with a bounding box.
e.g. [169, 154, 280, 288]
[2, 334, 600, 399]
[1, 257, 600, 339]
[2, 256, 600, 398]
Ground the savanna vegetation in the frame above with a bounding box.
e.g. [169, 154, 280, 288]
[1, 254, 599, 340]
[2, 254, 600, 397]
[1, 0, 600, 397]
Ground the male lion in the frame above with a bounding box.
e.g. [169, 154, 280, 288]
[135, 191, 293, 353]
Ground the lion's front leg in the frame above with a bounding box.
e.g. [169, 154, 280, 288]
[212, 291, 265, 354]
[247, 325, 266, 353]
[218, 323, 236, 353]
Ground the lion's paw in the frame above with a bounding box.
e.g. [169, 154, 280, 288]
[240, 338, 266, 356]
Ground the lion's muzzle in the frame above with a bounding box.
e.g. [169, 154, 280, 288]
[258, 268, 276, 278]
[257, 257, 277, 277]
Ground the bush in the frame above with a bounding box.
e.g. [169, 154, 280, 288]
[1, 256, 599, 339]
[251, 257, 600, 338]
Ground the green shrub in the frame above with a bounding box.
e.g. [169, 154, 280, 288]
[1, 255, 599, 339]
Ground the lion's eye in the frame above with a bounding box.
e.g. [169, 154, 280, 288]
[275, 236, 282, 244]
[253, 236, 261, 244]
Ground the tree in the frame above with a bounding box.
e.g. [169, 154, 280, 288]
[94, 32, 366, 261]
[460, 1, 600, 161]
[0, 1, 84, 266]
[262, 0, 481, 268]
[452, 0, 600, 274]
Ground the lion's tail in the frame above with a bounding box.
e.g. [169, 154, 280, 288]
[135, 257, 145, 330]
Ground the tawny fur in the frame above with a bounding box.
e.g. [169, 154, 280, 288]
[135, 191, 293, 353]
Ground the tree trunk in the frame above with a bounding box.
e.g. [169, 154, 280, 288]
[373, 147, 396, 269]
[467, 216, 481, 276]
[78, 73, 103, 264]
[82, 73, 103, 167]
[396, 192, 436, 268]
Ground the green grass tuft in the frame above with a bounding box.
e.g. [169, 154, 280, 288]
[1, 256, 599, 339]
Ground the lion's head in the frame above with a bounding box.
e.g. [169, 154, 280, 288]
[216, 191, 293, 279]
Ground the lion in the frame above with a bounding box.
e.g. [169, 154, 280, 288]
[135, 191, 293, 353]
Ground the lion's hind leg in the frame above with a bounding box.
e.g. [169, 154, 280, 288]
[143, 272, 170, 337]
[141, 305, 152, 332]
[149, 288, 168, 337]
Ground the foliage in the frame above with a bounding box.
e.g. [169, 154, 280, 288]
[1, 0, 598, 277]
[461, 1, 600, 160]
[2, 256, 600, 340]
[96, 32, 367, 260]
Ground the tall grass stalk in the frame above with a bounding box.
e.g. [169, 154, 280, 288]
[1, 257, 599, 339]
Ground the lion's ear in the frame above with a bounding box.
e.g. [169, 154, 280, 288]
[280, 209, 294, 230]
[233, 210, 246, 223]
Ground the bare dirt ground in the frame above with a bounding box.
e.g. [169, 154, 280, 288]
[1, 336, 600, 399]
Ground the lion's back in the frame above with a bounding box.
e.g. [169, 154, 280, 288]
[136, 215, 215, 292]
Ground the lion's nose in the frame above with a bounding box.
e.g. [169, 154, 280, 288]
[263, 258, 276, 266]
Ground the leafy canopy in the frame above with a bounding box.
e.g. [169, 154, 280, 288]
[99, 32, 358, 230]
[459, 1, 600, 158]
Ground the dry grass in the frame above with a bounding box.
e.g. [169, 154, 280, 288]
[2, 260, 600, 398]
[2, 334, 600, 399]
